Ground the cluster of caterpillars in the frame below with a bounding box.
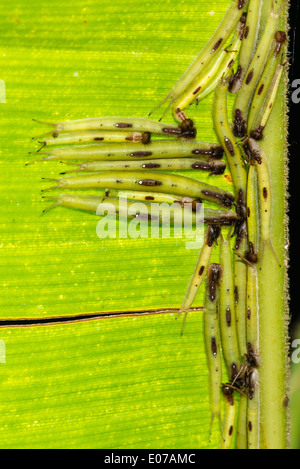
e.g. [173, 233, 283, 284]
[29, 0, 286, 450]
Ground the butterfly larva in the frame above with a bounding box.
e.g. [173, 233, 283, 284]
[219, 230, 241, 380]
[173, 15, 246, 123]
[234, 236, 248, 356]
[103, 189, 198, 206]
[243, 138, 281, 266]
[36, 130, 151, 148]
[246, 165, 259, 352]
[250, 58, 286, 141]
[203, 264, 223, 436]
[233, 190, 248, 357]
[173, 47, 230, 124]
[248, 31, 287, 140]
[105, 193, 238, 226]
[225, 350, 260, 449]
[219, 388, 237, 449]
[247, 368, 260, 449]
[33, 116, 197, 140]
[229, 0, 262, 94]
[28, 140, 224, 164]
[149, 0, 248, 119]
[178, 225, 221, 334]
[213, 76, 247, 197]
[213, 74, 248, 355]
[245, 168, 260, 450]
[43, 193, 200, 226]
[41, 171, 235, 208]
[43, 194, 238, 230]
[236, 394, 248, 449]
[192, 40, 241, 103]
[246, 266, 258, 368]
[60, 157, 226, 176]
[246, 165, 258, 257]
[233, 0, 285, 137]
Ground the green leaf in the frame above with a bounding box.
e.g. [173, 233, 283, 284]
[0, 0, 288, 448]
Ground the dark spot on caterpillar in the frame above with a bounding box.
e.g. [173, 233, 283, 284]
[222, 384, 234, 397]
[238, 19, 247, 40]
[192, 148, 211, 155]
[247, 207, 251, 217]
[211, 338, 217, 356]
[226, 308, 232, 327]
[269, 103, 273, 110]
[207, 263, 222, 301]
[236, 189, 247, 217]
[247, 307, 251, 320]
[248, 421, 253, 432]
[222, 385, 235, 406]
[180, 119, 194, 131]
[162, 127, 182, 136]
[138, 179, 163, 187]
[229, 426, 233, 436]
[234, 286, 239, 303]
[130, 151, 153, 157]
[145, 196, 155, 200]
[206, 226, 221, 248]
[212, 38, 223, 51]
[244, 139, 263, 160]
[210, 163, 226, 176]
[228, 65, 243, 93]
[244, 25, 249, 39]
[141, 132, 151, 145]
[211, 146, 224, 159]
[115, 180, 123, 183]
[234, 220, 248, 251]
[238, 0, 246, 9]
[246, 242, 258, 264]
[193, 86, 201, 95]
[263, 187, 268, 200]
[283, 396, 289, 408]
[115, 123, 133, 128]
[247, 343, 260, 368]
[180, 119, 197, 140]
[191, 162, 210, 171]
[275, 31, 287, 43]
[228, 59, 235, 69]
[201, 190, 234, 208]
[52, 131, 59, 138]
[125, 135, 133, 141]
[183, 127, 197, 140]
[142, 163, 161, 169]
[231, 363, 238, 381]
[246, 69, 254, 85]
[258, 84, 265, 95]
[191, 199, 203, 211]
[199, 265, 205, 276]
[224, 137, 235, 156]
[204, 216, 236, 226]
[233, 109, 247, 137]
[94, 137, 104, 141]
